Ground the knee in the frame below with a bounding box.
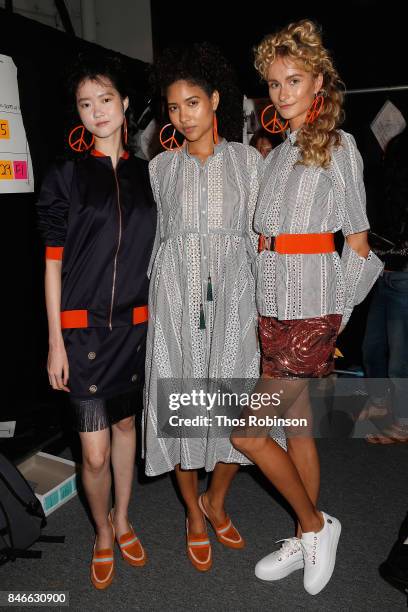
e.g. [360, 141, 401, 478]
[112, 416, 135, 433]
[82, 449, 110, 473]
[230, 433, 268, 456]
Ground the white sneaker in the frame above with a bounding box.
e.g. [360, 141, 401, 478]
[301, 511, 341, 595]
[255, 537, 304, 581]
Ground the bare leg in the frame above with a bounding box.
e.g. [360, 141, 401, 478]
[174, 465, 205, 535]
[111, 416, 136, 537]
[79, 428, 113, 549]
[285, 386, 320, 537]
[231, 377, 323, 534]
[203, 462, 240, 524]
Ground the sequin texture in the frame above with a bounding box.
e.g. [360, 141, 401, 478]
[259, 314, 342, 378]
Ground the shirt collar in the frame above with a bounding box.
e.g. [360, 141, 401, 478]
[184, 137, 227, 160]
[91, 149, 130, 160]
[286, 129, 299, 145]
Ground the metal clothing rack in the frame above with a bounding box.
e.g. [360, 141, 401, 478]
[345, 85, 408, 94]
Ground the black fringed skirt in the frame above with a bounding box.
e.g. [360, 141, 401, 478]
[62, 324, 147, 432]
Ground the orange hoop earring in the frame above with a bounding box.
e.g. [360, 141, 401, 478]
[159, 123, 184, 151]
[123, 116, 128, 145]
[213, 113, 219, 144]
[261, 104, 289, 134]
[68, 125, 95, 152]
[306, 95, 324, 124]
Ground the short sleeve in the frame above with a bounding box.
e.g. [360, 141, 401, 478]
[338, 132, 370, 237]
[36, 161, 73, 260]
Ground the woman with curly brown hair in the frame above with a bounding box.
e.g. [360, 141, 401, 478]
[231, 20, 383, 594]
[144, 42, 285, 573]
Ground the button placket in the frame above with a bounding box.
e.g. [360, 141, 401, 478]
[199, 165, 209, 285]
[198, 164, 210, 334]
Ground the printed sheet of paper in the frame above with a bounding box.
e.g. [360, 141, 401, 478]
[0, 54, 34, 193]
[370, 100, 407, 151]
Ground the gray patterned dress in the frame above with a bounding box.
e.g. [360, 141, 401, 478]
[143, 140, 285, 476]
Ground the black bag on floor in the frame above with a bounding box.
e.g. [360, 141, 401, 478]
[0, 452, 64, 564]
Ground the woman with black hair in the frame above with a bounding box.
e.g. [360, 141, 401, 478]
[144, 43, 285, 572]
[36, 54, 156, 589]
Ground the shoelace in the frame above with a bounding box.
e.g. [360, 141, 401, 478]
[300, 535, 318, 566]
[275, 537, 301, 561]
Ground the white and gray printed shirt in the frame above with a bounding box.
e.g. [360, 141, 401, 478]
[254, 129, 384, 326]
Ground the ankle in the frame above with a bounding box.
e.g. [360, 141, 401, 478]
[301, 511, 324, 535]
[204, 491, 223, 512]
[96, 520, 112, 535]
[112, 509, 128, 523]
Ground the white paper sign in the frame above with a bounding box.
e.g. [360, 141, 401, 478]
[370, 100, 407, 151]
[0, 54, 34, 193]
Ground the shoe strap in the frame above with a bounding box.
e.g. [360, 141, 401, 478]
[93, 547, 114, 563]
[188, 538, 210, 547]
[120, 534, 140, 549]
[216, 517, 233, 535]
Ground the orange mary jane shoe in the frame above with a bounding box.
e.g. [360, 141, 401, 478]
[90, 516, 115, 590]
[117, 524, 147, 567]
[186, 518, 212, 572]
[198, 493, 245, 550]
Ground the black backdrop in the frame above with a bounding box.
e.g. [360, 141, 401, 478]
[0, 9, 149, 455]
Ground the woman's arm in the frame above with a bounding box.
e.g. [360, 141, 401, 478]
[36, 161, 73, 392]
[337, 134, 384, 329]
[45, 259, 70, 392]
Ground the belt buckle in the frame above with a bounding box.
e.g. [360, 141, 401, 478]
[269, 236, 276, 251]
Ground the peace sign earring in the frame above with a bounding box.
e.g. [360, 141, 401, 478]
[261, 104, 289, 134]
[68, 125, 95, 152]
[159, 123, 184, 151]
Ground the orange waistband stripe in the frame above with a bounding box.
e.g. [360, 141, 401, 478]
[275, 233, 335, 254]
[46, 246, 64, 260]
[60, 306, 148, 329]
[259, 233, 335, 255]
[61, 310, 88, 329]
[133, 305, 149, 325]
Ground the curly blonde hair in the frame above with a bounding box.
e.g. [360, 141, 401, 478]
[255, 19, 344, 168]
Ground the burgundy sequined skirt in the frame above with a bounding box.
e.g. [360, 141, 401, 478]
[259, 314, 342, 378]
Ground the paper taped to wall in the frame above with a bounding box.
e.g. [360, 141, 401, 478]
[0, 54, 34, 193]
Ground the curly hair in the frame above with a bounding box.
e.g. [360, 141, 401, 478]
[254, 19, 344, 168]
[150, 42, 243, 142]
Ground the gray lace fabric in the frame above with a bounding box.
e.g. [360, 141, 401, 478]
[144, 140, 286, 476]
[254, 129, 384, 327]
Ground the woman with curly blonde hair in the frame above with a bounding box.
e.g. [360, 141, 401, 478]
[231, 20, 383, 595]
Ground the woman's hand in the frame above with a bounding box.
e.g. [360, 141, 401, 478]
[345, 231, 370, 258]
[47, 339, 70, 392]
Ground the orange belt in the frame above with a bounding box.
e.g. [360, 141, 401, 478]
[259, 233, 335, 255]
[60, 306, 148, 329]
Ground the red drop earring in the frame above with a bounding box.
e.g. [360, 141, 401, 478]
[306, 94, 324, 124]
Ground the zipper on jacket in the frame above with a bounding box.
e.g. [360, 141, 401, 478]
[108, 166, 123, 331]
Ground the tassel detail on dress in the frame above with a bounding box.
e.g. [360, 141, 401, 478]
[207, 275, 213, 301]
[199, 302, 206, 330]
